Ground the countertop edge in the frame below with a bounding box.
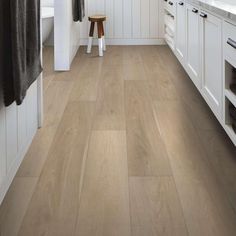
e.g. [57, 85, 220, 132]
[186, 0, 236, 23]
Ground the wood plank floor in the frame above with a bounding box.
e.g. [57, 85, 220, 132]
[1, 46, 236, 236]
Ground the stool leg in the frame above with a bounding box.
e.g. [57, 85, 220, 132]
[87, 22, 95, 54]
[97, 22, 103, 57]
[101, 23, 106, 51]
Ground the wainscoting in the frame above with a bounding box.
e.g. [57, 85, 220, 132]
[0, 81, 39, 204]
[80, 0, 165, 45]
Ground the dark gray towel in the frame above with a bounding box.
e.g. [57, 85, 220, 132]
[73, 0, 85, 22]
[0, 0, 42, 106]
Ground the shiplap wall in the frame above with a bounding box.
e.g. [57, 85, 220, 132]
[54, 0, 80, 70]
[80, 0, 165, 45]
[0, 80, 39, 205]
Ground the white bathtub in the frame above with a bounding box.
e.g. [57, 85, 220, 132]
[42, 7, 54, 43]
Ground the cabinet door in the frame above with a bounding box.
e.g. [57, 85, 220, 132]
[186, 4, 201, 88]
[176, 0, 186, 63]
[200, 11, 222, 118]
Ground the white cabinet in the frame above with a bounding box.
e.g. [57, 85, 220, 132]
[200, 11, 222, 118]
[176, 1, 186, 63]
[186, 4, 201, 88]
[171, 1, 236, 145]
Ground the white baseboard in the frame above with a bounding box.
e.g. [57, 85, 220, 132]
[80, 38, 166, 46]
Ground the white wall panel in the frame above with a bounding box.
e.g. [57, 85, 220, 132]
[80, 0, 163, 44]
[54, 0, 80, 70]
[123, 0, 132, 38]
[42, 0, 54, 7]
[105, 0, 114, 38]
[141, 0, 150, 38]
[150, 0, 159, 38]
[0, 80, 39, 205]
[0, 103, 6, 187]
[114, 0, 123, 38]
[132, 0, 141, 38]
[17, 100, 27, 151]
[6, 104, 18, 173]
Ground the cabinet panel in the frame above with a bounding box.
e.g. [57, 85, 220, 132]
[176, 1, 186, 63]
[186, 4, 201, 88]
[201, 12, 222, 118]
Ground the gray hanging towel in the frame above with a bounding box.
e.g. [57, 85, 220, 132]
[1, 0, 42, 106]
[73, 0, 85, 22]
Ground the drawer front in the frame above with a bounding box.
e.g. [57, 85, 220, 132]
[224, 21, 236, 63]
[164, 0, 175, 16]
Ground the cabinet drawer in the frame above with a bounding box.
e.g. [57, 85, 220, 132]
[224, 21, 236, 63]
[164, 0, 175, 16]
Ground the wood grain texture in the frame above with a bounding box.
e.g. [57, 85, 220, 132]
[17, 81, 73, 177]
[102, 46, 143, 66]
[69, 60, 103, 102]
[143, 55, 180, 101]
[0, 177, 37, 236]
[1, 46, 236, 236]
[129, 177, 188, 236]
[93, 67, 125, 130]
[18, 102, 95, 236]
[153, 101, 236, 236]
[125, 81, 171, 176]
[75, 131, 131, 236]
[122, 62, 147, 81]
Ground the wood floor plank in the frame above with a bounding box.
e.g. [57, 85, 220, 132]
[93, 68, 125, 130]
[0, 177, 37, 236]
[17, 81, 73, 177]
[75, 131, 131, 236]
[192, 126, 236, 212]
[129, 177, 188, 236]
[69, 60, 102, 102]
[43, 46, 55, 78]
[158, 46, 219, 131]
[153, 101, 236, 236]
[103, 46, 143, 66]
[143, 56, 179, 101]
[121, 62, 147, 81]
[125, 81, 172, 176]
[18, 102, 95, 236]
[1, 46, 236, 236]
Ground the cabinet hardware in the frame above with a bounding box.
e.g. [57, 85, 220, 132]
[164, 0, 168, 2]
[192, 8, 198, 13]
[227, 38, 236, 50]
[200, 12, 207, 18]
[179, 2, 184, 5]
[168, 1, 174, 5]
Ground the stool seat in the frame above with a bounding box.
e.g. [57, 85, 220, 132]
[89, 15, 106, 22]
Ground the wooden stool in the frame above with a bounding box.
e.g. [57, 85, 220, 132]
[87, 15, 106, 57]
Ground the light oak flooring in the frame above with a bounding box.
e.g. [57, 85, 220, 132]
[0, 46, 236, 236]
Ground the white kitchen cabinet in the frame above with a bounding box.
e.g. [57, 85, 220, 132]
[175, 0, 186, 64]
[186, 4, 201, 89]
[200, 11, 222, 119]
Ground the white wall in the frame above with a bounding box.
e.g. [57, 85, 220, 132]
[80, 0, 164, 45]
[42, 0, 54, 7]
[54, 0, 80, 71]
[0, 80, 39, 205]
